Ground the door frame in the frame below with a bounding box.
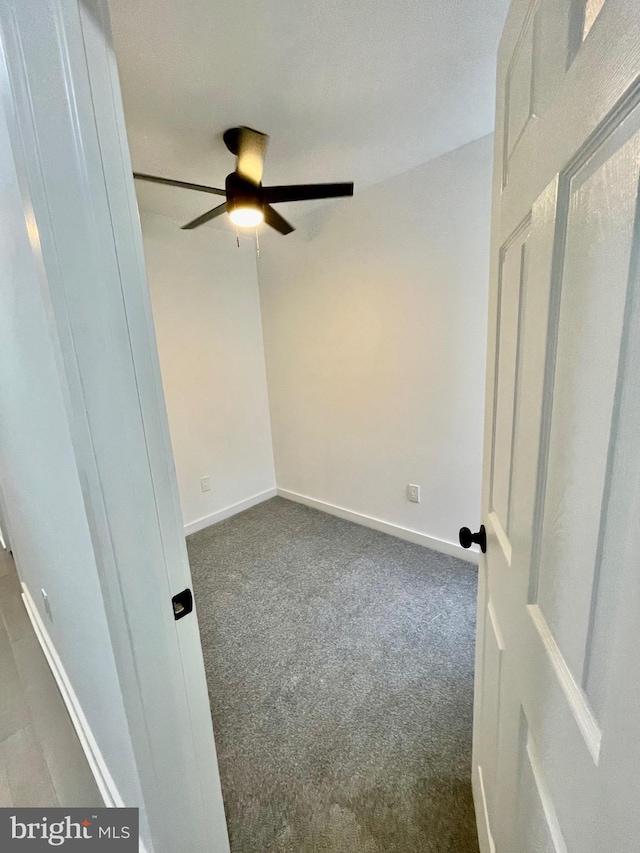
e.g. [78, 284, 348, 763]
[0, 1, 229, 850]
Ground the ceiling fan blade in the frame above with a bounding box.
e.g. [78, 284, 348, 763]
[235, 127, 269, 186]
[133, 173, 226, 196]
[264, 204, 295, 235]
[181, 203, 228, 230]
[263, 182, 354, 204]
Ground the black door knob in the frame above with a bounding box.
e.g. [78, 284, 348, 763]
[459, 524, 486, 554]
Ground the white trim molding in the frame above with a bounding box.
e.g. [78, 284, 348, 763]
[21, 583, 123, 809]
[183, 488, 277, 536]
[277, 488, 478, 564]
[472, 764, 496, 853]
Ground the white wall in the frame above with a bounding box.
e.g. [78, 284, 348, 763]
[258, 135, 493, 552]
[0, 56, 145, 818]
[140, 211, 276, 533]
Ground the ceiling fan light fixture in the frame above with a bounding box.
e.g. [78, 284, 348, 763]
[228, 204, 264, 228]
[133, 126, 354, 235]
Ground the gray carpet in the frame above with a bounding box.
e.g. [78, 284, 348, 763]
[187, 497, 479, 853]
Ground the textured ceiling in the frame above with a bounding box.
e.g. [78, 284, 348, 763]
[108, 0, 508, 230]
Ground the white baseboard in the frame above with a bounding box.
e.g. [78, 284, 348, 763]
[183, 487, 277, 536]
[21, 584, 123, 808]
[277, 488, 478, 564]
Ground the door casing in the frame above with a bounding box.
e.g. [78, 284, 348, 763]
[0, 1, 230, 850]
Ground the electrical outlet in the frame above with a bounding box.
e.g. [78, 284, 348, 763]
[41, 588, 52, 621]
[200, 476, 211, 492]
[407, 484, 420, 503]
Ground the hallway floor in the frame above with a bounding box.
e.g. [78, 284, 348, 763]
[188, 497, 479, 853]
[0, 548, 102, 808]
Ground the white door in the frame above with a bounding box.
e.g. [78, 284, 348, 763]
[472, 1, 640, 851]
[0, 1, 229, 850]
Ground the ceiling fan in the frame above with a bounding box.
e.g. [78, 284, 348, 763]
[133, 126, 354, 235]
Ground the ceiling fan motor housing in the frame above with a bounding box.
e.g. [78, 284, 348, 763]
[225, 171, 263, 216]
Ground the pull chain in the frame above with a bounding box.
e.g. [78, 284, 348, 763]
[236, 226, 240, 248]
[255, 227, 260, 259]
